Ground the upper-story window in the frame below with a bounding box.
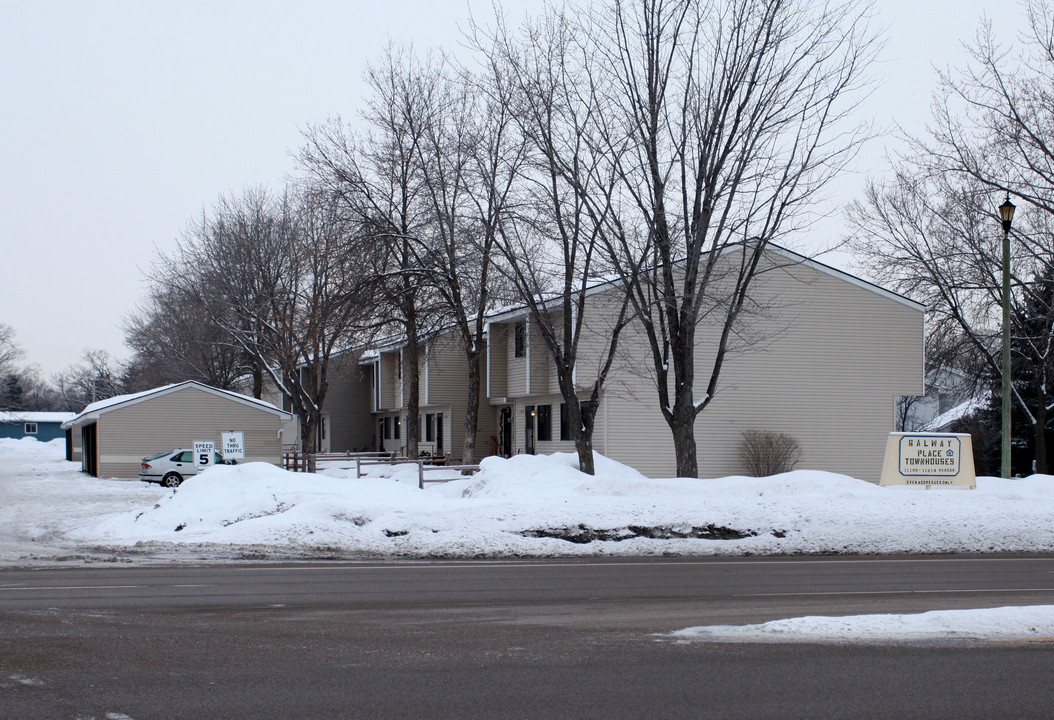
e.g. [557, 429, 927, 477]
[514, 322, 526, 358]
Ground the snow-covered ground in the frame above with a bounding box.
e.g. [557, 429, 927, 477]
[666, 605, 1054, 644]
[4, 436, 1054, 564]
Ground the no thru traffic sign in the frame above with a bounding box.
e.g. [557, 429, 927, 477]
[222, 432, 245, 460]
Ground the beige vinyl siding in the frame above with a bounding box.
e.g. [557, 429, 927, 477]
[69, 426, 82, 462]
[574, 289, 638, 394]
[488, 324, 509, 401]
[91, 385, 286, 478]
[370, 332, 498, 461]
[378, 351, 399, 410]
[501, 316, 551, 398]
[324, 357, 374, 452]
[506, 320, 528, 397]
[418, 333, 495, 461]
[529, 319, 549, 395]
[601, 253, 923, 480]
[260, 381, 300, 450]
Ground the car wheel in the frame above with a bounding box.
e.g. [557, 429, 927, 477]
[162, 472, 183, 488]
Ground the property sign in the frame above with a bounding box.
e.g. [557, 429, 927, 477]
[221, 431, 245, 460]
[880, 433, 976, 488]
[193, 440, 215, 468]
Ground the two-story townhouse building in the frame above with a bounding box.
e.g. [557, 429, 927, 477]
[299, 245, 924, 480]
[363, 333, 497, 459]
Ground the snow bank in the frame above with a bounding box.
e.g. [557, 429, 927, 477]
[3, 438, 1054, 561]
[667, 605, 1054, 644]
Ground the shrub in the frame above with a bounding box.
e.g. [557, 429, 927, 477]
[738, 430, 802, 477]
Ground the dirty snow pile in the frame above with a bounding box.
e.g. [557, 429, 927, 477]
[3, 436, 1054, 563]
[667, 605, 1054, 644]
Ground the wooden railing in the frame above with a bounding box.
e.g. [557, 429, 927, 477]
[283, 450, 481, 489]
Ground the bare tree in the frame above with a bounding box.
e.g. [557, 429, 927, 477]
[601, 0, 877, 477]
[849, 1, 1054, 471]
[166, 188, 372, 453]
[410, 57, 527, 464]
[0, 325, 22, 376]
[53, 349, 126, 412]
[300, 47, 439, 458]
[0, 324, 26, 411]
[479, 6, 636, 475]
[484, 0, 876, 477]
[123, 281, 250, 392]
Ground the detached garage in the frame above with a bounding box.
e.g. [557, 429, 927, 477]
[62, 381, 293, 478]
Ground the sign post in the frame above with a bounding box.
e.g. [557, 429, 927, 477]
[879, 432, 976, 489]
[221, 431, 245, 462]
[193, 440, 216, 469]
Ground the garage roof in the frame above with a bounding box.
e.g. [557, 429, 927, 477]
[61, 381, 292, 429]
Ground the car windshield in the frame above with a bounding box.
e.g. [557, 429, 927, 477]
[144, 451, 172, 461]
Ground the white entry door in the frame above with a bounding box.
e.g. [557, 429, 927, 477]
[318, 412, 331, 453]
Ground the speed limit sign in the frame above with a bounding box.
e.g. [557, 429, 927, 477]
[193, 440, 215, 468]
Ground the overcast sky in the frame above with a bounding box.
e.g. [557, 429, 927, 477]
[0, 0, 1017, 377]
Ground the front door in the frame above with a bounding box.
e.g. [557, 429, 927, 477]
[317, 412, 331, 453]
[499, 407, 512, 458]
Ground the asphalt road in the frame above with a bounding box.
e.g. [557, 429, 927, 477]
[2, 555, 1054, 719]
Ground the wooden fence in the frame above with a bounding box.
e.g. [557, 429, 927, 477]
[283, 450, 480, 489]
[282, 451, 316, 473]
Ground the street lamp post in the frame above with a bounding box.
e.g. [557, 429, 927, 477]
[999, 193, 1016, 479]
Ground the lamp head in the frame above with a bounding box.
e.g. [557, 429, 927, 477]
[999, 194, 1016, 234]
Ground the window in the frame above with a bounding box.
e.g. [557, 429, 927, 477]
[560, 403, 570, 441]
[418, 415, 423, 441]
[24, 423, 37, 435]
[383, 416, 391, 440]
[514, 322, 526, 358]
[394, 415, 401, 440]
[537, 404, 552, 442]
[525, 405, 536, 454]
[426, 413, 435, 442]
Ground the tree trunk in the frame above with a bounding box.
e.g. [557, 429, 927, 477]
[252, 363, 263, 399]
[301, 413, 318, 455]
[670, 409, 698, 478]
[403, 332, 420, 459]
[462, 349, 481, 465]
[670, 322, 699, 478]
[575, 431, 595, 475]
[560, 394, 595, 475]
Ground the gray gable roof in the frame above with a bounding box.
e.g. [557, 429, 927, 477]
[62, 381, 292, 429]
